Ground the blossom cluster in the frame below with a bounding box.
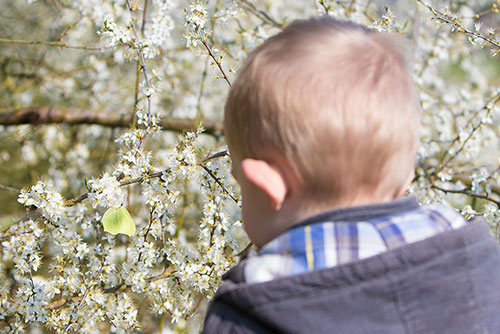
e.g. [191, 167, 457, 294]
[87, 173, 125, 209]
[18, 182, 66, 221]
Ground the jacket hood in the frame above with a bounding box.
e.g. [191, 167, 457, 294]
[204, 218, 500, 334]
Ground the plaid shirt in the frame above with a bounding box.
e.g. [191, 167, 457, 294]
[244, 197, 467, 284]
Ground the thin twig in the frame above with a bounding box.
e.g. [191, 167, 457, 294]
[201, 150, 228, 163]
[436, 92, 500, 172]
[319, 0, 330, 14]
[237, 242, 253, 257]
[236, 0, 283, 29]
[200, 39, 232, 87]
[44, 268, 173, 311]
[200, 164, 239, 204]
[62, 264, 103, 333]
[125, 0, 154, 153]
[0, 230, 33, 241]
[141, 0, 149, 35]
[132, 0, 150, 127]
[195, 0, 222, 122]
[417, 0, 500, 49]
[431, 184, 500, 207]
[143, 210, 154, 242]
[63, 150, 229, 207]
[419, 161, 500, 207]
[0, 184, 20, 192]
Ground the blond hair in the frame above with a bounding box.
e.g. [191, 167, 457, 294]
[225, 17, 421, 206]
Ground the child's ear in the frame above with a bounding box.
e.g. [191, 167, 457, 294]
[396, 169, 415, 198]
[241, 158, 288, 211]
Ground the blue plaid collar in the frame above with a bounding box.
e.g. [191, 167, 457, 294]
[245, 198, 466, 283]
[291, 195, 420, 228]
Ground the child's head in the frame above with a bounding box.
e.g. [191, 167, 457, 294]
[225, 17, 421, 246]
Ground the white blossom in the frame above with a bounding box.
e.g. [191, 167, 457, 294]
[87, 173, 125, 209]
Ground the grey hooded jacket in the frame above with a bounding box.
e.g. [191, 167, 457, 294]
[202, 202, 500, 334]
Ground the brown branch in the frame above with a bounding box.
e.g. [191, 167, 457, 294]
[62, 265, 103, 333]
[436, 92, 500, 172]
[417, 0, 500, 50]
[0, 230, 32, 241]
[452, 173, 500, 196]
[200, 164, 239, 204]
[200, 39, 232, 87]
[0, 184, 19, 192]
[318, 0, 330, 14]
[0, 107, 223, 136]
[420, 162, 500, 206]
[64, 171, 163, 206]
[44, 295, 83, 311]
[63, 150, 229, 207]
[43, 269, 173, 311]
[236, 0, 284, 29]
[125, 0, 153, 129]
[141, 0, 149, 35]
[201, 150, 228, 163]
[0, 38, 112, 51]
[431, 184, 500, 207]
[237, 242, 253, 257]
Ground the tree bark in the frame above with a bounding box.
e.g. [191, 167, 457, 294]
[0, 107, 224, 136]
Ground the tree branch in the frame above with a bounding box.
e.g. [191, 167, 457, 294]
[431, 184, 500, 207]
[200, 164, 239, 204]
[436, 92, 500, 172]
[0, 107, 223, 136]
[236, 0, 283, 29]
[63, 150, 229, 207]
[419, 162, 500, 207]
[125, 0, 153, 129]
[0, 38, 112, 51]
[417, 0, 500, 50]
[43, 268, 174, 311]
[0, 184, 20, 192]
[200, 39, 232, 87]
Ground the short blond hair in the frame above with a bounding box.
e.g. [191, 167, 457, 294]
[225, 17, 421, 206]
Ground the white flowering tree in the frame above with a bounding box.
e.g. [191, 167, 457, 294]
[0, 0, 499, 332]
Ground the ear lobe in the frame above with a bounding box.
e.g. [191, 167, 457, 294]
[241, 158, 288, 211]
[396, 169, 415, 198]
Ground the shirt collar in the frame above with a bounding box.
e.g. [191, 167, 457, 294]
[257, 195, 420, 256]
[291, 195, 420, 229]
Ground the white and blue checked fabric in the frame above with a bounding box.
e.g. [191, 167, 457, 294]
[244, 203, 467, 284]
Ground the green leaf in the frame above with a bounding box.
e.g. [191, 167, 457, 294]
[0, 216, 16, 233]
[102, 207, 136, 237]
